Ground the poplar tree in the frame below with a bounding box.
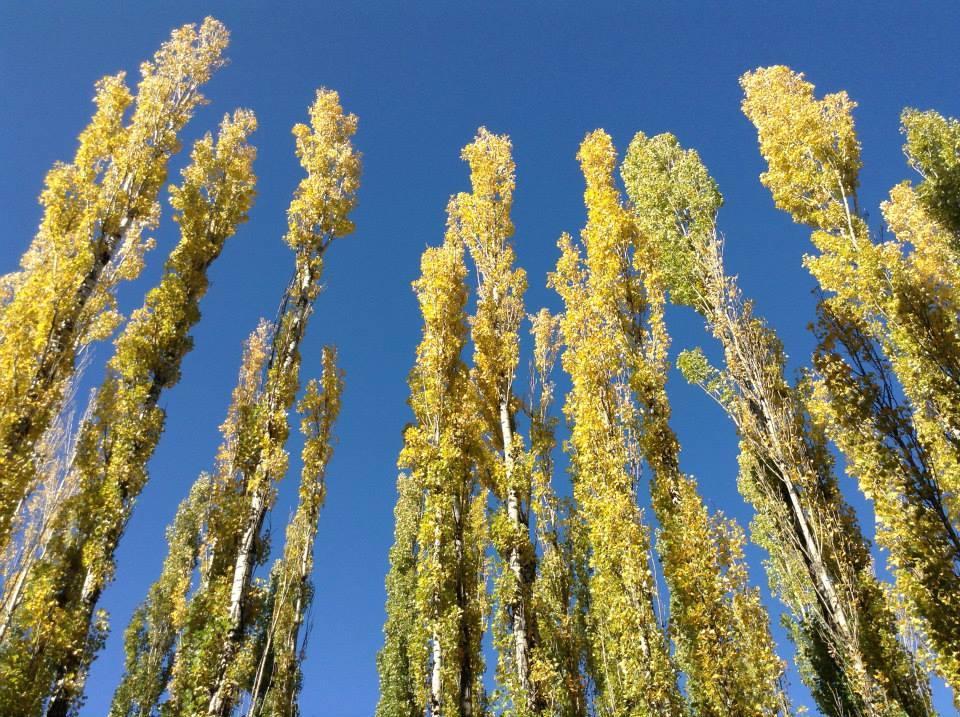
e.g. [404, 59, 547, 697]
[0, 109, 257, 717]
[111, 334, 347, 717]
[379, 135, 588, 717]
[454, 129, 540, 715]
[741, 65, 959, 699]
[527, 310, 588, 717]
[0, 18, 230, 549]
[404, 233, 487, 717]
[618, 138, 790, 717]
[622, 129, 932, 717]
[549, 130, 683, 717]
[163, 88, 360, 717]
[901, 109, 960, 247]
[897, 110, 960, 691]
[109, 321, 272, 717]
[247, 348, 343, 717]
[375, 198, 484, 717]
[376, 469, 424, 717]
[109, 474, 215, 717]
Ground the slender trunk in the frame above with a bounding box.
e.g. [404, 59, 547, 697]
[708, 242, 856, 647]
[431, 631, 443, 717]
[247, 492, 320, 717]
[206, 479, 269, 717]
[499, 397, 533, 699]
[707, 255, 885, 712]
[207, 263, 316, 717]
[248, 621, 277, 717]
[0, 562, 29, 643]
[454, 491, 472, 717]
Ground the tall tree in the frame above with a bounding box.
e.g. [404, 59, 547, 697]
[0, 18, 230, 549]
[109, 321, 272, 717]
[0, 109, 257, 717]
[405, 232, 487, 717]
[623, 128, 933, 717]
[619, 137, 790, 717]
[549, 130, 683, 717]
[247, 348, 343, 717]
[163, 88, 360, 717]
[896, 107, 960, 694]
[901, 109, 960, 248]
[108, 474, 215, 717]
[527, 309, 588, 717]
[741, 65, 959, 700]
[375, 468, 425, 717]
[453, 128, 539, 716]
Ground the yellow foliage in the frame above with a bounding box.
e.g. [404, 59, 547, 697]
[0, 17, 229, 557]
[551, 130, 683, 717]
[744, 64, 959, 700]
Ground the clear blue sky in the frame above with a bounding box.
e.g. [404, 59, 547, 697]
[2, 2, 958, 715]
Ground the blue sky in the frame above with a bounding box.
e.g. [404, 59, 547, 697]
[2, 2, 958, 715]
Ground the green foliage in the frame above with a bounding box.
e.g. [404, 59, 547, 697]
[621, 133, 790, 717]
[109, 476, 213, 717]
[902, 109, 960, 244]
[375, 472, 425, 717]
[621, 131, 721, 309]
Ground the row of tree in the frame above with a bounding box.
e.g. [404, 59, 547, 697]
[375, 69, 960, 717]
[0, 18, 360, 717]
[0, 14, 958, 717]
